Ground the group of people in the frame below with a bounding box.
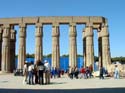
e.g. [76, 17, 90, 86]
[23, 60, 51, 85]
[51, 67, 64, 78]
[68, 65, 93, 79]
[99, 65, 120, 79]
[68, 65, 120, 80]
[22, 60, 120, 85]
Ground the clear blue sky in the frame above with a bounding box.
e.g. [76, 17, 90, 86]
[0, 0, 125, 57]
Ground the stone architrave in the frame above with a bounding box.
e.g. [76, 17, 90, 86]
[52, 23, 60, 68]
[69, 23, 77, 68]
[18, 24, 26, 69]
[10, 26, 16, 72]
[35, 23, 43, 62]
[101, 25, 111, 70]
[1, 24, 10, 72]
[84, 25, 94, 67]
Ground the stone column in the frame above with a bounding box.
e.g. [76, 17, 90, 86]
[18, 24, 26, 69]
[1, 24, 10, 72]
[101, 25, 111, 70]
[83, 30, 86, 68]
[35, 23, 43, 62]
[84, 25, 94, 67]
[0, 27, 3, 70]
[69, 23, 77, 68]
[98, 30, 102, 69]
[52, 23, 60, 68]
[10, 26, 16, 72]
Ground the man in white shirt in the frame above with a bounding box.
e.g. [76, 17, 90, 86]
[44, 60, 51, 84]
[28, 62, 34, 85]
[23, 61, 28, 84]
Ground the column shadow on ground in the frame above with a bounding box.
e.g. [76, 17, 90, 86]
[0, 88, 125, 93]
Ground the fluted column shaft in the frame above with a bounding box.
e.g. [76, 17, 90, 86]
[83, 30, 86, 68]
[10, 26, 16, 72]
[0, 27, 2, 70]
[35, 23, 43, 62]
[69, 23, 77, 68]
[101, 25, 111, 70]
[84, 26, 94, 67]
[18, 24, 26, 69]
[52, 23, 60, 68]
[1, 24, 10, 72]
[98, 31, 102, 69]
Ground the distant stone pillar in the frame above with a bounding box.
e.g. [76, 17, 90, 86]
[1, 24, 10, 72]
[83, 30, 86, 68]
[101, 25, 111, 70]
[18, 24, 26, 69]
[10, 26, 16, 72]
[98, 30, 102, 69]
[52, 23, 60, 68]
[35, 23, 43, 62]
[0, 27, 3, 70]
[84, 25, 94, 67]
[69, 23, 77, 68]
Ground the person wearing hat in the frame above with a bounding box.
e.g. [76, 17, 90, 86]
[23, 61, 28, 84]
[44, 60, 51, 84]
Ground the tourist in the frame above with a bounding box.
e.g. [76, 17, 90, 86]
[85, 66, 90, 79]
[69, 67, 74, 79]
[74, 66, 79, 79]
[99, 66, 104, 79]
[37, 60, 45, 85]
[44, 60, 51, 84]
[34, 63, 38, 84]
[114, 65, 120, 79]
[89, 64, 93, 78]
[80, 66, 86, 79]
[28, 61, 34, 85]
[23, 61, 28, 84]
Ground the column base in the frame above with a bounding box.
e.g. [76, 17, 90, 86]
[0, 71, 11, 74]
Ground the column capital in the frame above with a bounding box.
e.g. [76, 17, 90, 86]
[10, 29, 16, 41]
[19, 24, 26, 38]
[84, 26, 93, 37]
[19, 23, 26, 28]
[0, 27, 3, 33]
[52, 23, 59, 27]
[36, 23, 42, 28]
[86, 22, 93, 27]
[69, 23, 76, 37]
[101, 23, 108, 28]
[100, 25, 109, 37]
[3, 24, 10, 38]
[3, 24, 10, 28]
[52, 23, 60, 37]
[69, 22, 76, 27]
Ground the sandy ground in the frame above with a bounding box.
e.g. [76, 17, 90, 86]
[0, 74, 125, 93]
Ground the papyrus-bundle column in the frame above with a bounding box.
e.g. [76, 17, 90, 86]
[10, 26, 16, 72]
[69, 23, 77, 68]
[1, 24, 10, 72]
[84, 25, 94, 67]
[18, 24, 26, 69]
[101, 24, 111, 70]
[52, 23, 60, 68]
[35, 23, 43, 62]
[0, 27, 2, 70]
[98, 29, 102, 69]
[83, 30, 86, 68]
